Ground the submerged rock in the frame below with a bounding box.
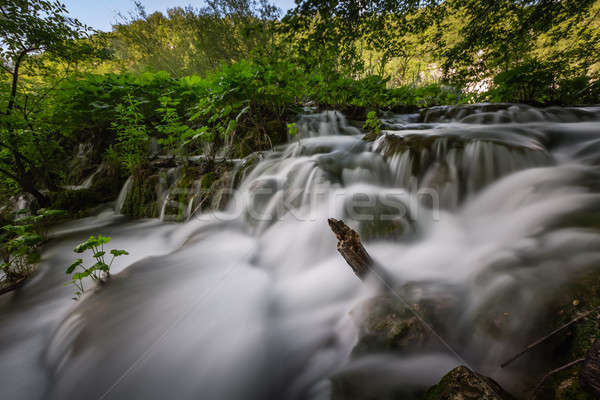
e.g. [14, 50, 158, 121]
[349, 293, 458, 358]
[350, 296, 430, 357]
[423, 366, 515, 400]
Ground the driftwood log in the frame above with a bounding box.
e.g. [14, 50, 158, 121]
[327, 218, 394, 291]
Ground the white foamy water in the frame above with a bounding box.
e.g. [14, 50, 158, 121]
[1, 105, 600, 399]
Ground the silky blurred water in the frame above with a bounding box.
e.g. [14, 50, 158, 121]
[1, 104, 600, 399]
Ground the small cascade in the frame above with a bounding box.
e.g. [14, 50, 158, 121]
[295, 110, 362, 138]
[114, 176, 133, 213]
[373, 125, 554, 208]
[64, 164, 104, 191]
[422, 103, 600, 124]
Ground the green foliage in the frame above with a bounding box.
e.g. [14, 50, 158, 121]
[49, 189, 100, 213]
[189, 59, 305, 156]
[0, 208, 65, 283]
[0, 0, 91, 66]
[155, 95, 200, 156]
[110, 1, 280, 77]
[485, 59, 600, 104]
[0, 0, 101, 205]
[66, 235, 128, 299]
[287, 122, 298, 137]
[111, 93, 150, 171]
[282, 0, 442, 78]
[363, 111, 382, 137]
[443, 0, 600, 99]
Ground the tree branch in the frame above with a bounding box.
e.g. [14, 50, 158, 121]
[327, 218, 395, 291]
[530, 358, 585, 399]
[501, 307, 600, 368]
[0, 165, 19, 181]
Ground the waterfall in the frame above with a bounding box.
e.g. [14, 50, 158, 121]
[3, 106, 600, 400]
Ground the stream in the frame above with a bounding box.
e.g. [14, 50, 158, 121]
[2, 104, 600, 399]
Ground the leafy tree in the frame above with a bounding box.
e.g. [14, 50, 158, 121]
[282, 0, 443, 78]
[443, 0, 598, 89]
[111, 0, 280, 77]
[0, 0, 94, 205]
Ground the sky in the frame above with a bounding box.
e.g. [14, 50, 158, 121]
[62, 0, 297, 32]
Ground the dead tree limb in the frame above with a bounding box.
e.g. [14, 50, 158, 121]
[501, 307, 600, 368]
[530, 358, 586, 399]
[328, 218, 394, 292]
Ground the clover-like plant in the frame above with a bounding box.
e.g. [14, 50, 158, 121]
[66, 235, 128, 299]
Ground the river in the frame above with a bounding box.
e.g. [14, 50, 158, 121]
[1, 104, 600, 399]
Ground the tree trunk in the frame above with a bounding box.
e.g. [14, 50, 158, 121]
[21, 175, 50, 207]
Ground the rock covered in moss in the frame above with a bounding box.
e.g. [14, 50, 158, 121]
[120, 172, 160, 218]
[349, 294, 455, 357]
[523, 268, 600, 400]
[233, 151, 263, 188]
[424, 366, 515, 400]
[581, 339, 600, 397]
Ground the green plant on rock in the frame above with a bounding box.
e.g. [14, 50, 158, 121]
[66, 235, 129, 299]
[363, 111, 382, 139]
[155, 95, 200, 156]
[1, 225, 43, 282]
[112, 93, 150, 172]
[0, 209, 65, 284]
[287, 122, 299, 137]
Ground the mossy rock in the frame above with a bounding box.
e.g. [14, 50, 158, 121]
[120, 173, 159, 218]
[363, 130, 381, 142]
[176, 166, 203, 189]
[423, 366, 515, 400]
[349, 295, 444, 358]
[233, 152, 263, 189]
[49, 189, 100, 213]
[531, 268, 600, 399]
[342, 194, 413, 242]
[200, 172, 217, 190]
[89, 165, 128, 201]
[533, 369, 595, 400]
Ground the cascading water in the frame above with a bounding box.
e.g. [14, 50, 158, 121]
[114, 176, 133, 214]
[1, 104, 600, 399]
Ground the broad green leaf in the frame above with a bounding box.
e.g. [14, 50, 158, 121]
[66, 259, 83, 274]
